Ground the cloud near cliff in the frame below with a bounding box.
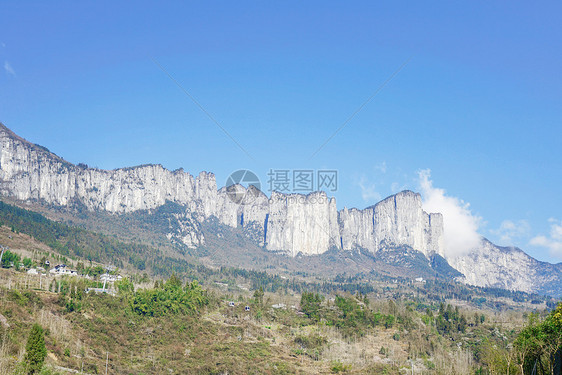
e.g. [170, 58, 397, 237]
[530, 218, 562, 258]
[491, 219, 530, 244]
[357, 175, 381, 203]
[418, 169, 482, 257]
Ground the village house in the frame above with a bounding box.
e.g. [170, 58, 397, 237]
[49, 264, 78, 276]
[100, 273, 122, 283]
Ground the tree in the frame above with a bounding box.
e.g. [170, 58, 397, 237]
[165, 273, 182, 290]
[115, 277, 134, 295]
[425, 307, 433, 319]
[458, 314, 467, 333]
[514, 314, 542, 375]
[515, 303, 562, 374]
[384, 314, 395, 329]
[131, 277, 208, 317]
[300, 292, 323, 322]
[253, 287, 264, 306]
[24, 323, 47, 374]
[1, 249, 20, 268]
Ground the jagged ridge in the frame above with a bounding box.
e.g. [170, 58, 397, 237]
[0, 123, 443, 258]
[2, 123, 562, 296]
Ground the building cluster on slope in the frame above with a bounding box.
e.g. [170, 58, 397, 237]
[22, 261, 124, 296]
[49, 264, 78, 276]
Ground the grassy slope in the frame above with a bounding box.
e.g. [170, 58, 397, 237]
[0, 215, 546, 375]
[0, 271, 403, 374]
[0, 199, 551, 312]
[0, 265, 533, 375]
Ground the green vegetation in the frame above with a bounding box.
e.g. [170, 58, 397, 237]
[300, 292, 398, 337]
[0, 200, 552, 310]
[435, 302, 468, 335]
[131, 276, 208, 317]
[331, 360, 352, 373]
[514, 303, 562, 374]
[1, 249, 21, 268]
[0, 200, 152, 270]
[1, 265, 561, 374]
[1, 200, 561, 373]
[294, 333, 327, 360]
[300, 291, 324, 322]
[24, 323, 47, 374]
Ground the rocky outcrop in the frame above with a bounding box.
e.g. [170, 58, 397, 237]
[338, 191, 444, 257]
[0, 123, 214, 213]
[266, 191, 340, 256]
[8, 123, 562, 295]
[0, 124, 444, 258]
[447, 239, 562, 295]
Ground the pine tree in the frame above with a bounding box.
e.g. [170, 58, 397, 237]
[253, 287, 264, 306]
[24, 323, 47, 374]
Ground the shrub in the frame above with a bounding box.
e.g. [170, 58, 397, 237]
[131, 278, 208, 317]
[24, 323, 47, 374]
[331, 360, 352, 373]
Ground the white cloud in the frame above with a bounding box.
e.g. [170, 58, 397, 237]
[490, 219, 530, 244]
[418, 169, 482, 257]
[530, 219, 562, 258]
[4, 61, 15, 77]
[375, 161, 387, 174]
[357, 175, 381, 203]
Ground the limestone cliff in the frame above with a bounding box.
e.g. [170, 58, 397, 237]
[266, 191, 340, 256]
[0, 124, 442, 257]
[4, 123, 561, 295]
[338, 191, 444, 257]
[447, 239, 562, 295]
[0, 123, 212, 213]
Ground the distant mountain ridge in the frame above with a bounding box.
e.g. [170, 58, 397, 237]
[1, 123, 561, 296]
[0, 122, 443, 257]
[448, 239, 562, 297]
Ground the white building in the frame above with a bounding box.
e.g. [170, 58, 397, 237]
[50, 266, 78, 276]
[100, 274, 122, 283]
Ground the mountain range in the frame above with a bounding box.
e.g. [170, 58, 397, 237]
[1, 123, 561, 296]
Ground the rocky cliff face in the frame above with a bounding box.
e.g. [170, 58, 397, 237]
[0, 124, 212, 213]
[3, 123, 561, 295]
[0, 124, 443, 257]
[266, 191, 340, 256]
[447, 239, 562, 295]
[338, 191, 444, 257]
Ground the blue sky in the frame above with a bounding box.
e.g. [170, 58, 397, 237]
[1, 1, 561, 262]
